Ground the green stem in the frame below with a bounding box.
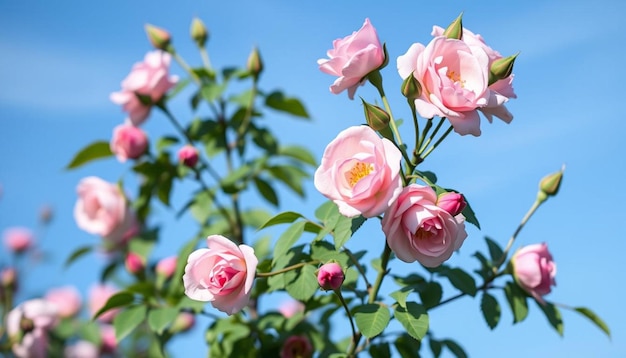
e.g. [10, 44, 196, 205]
[336, 290, 358, 355]
[172, 51, 201, 85]
[418, 119, 433, 155]
[420, 125, 453, 160]
[368, 243, 392, 303]
[419, 118, 445, 154]
[494, 198, 544, 269]
[256, 261, 319, 278]
[344, 248, 371, 289]
[236, 78, 258, 149]
[199, 45, 213, 72]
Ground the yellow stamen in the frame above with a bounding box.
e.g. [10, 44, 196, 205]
[347, 162, 373, 187]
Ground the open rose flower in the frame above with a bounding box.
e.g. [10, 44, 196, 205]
[382, 184, 467, 267]
[512, 243, 556, 304]
[44, 286, 82, 318]
[314, 126, 403, 218]
[397, 34, 507, 136]
[183, 235, 258, 315]
[6, 299, 59, 358]
[110, 50, 179, 126]
[74, 176, 136, 245]
[318, 18, 385, 99]
[110, 123, 148, 162]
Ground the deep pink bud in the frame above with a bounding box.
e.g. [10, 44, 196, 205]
[437, 192, 466, 217]
[156, 256, 177, 278]
[317, 263, 345, 291]
[280, 335, 313, 358]
[178, 145, 199, 167]
[3, 227, 34, 253]
[125, 253, 145, 274]
[110, 124, 148, 162]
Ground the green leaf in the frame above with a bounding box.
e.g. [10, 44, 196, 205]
[265, 91, 309, 118]
[429, 338, 442, 358]
[64, 245, 93, 268]
[81, 321, 103, 346]
[156, 136, 179, 152]
[417, 281, 443, 310]
[284, 264, 318, 301]
[395, 333, 421, 358]
[484, 236, 503, 262]
[504, 281, 529, 323]
[258, 211, 304, 230]
[369, 342, 392, 358]
[66, 141, 113, 169]
[200, 82, 227, 103]
[574, 307, 611, 338]
[442, 339, 467, 358]
[166, 78, 190, 100]
[390, 287, 413, 309]
[93, 292, 134, 320]
[168, 237, 201, 297]
[253, 177, 279, 206]
[461, 197, 480, 229]
[537, 301, 564, 336]
[147, 307, 179, 334]
[353, 303, 391, 338]
[113, 305, 148, 342]
[272, 221, 306, 265]
[333, 215, 366, 250]
[438, 268, 477, 296]
[277, 145, 317, 166]
[480, 292, 501, 329]
[394, 302, 429, 341]
[267, 164, 308, 197]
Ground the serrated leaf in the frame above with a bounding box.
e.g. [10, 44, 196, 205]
[272, 221, 306, 265]
[504, 281, 529, 323]
[353, 303, 390, 338]
[394, 302, 429, 340]
[64, 245, 93, 268]
[284, 264, 318, 301]
[418, 281, 443, 310]
[537, 301, 564, 336]
[259, 211, 304, 230]
[265, 91, 309, 118]
[574, 307, 611, 338]
[113, 305, 147, 342]
[93, 292, 134, 320]
[147, 307, 179, 334]
[253, 177, 279, 206]
[484, 236, 503, 262]
[442, 339, 467, 358]
[439, 268, 477, 296]
[390, 287, 413, 309]
[333, 215, 366, 250]
[480, 292, 501, 329]
[66, 141, 113, 169]
[315, 200, 336, 222]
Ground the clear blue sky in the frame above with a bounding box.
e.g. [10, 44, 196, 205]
[1, 0, 625, 357]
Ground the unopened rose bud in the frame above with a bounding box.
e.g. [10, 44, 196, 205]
[178, 145, 199, 168]
[316, 262, 345, 291]
[3, 227, 34, 254]
[401, 74, 422, 99]
[246, 47, 263, 79]
[437, 192, 466, 217]
[1, 267, 17, 290]
[537, 165, 565, 203]
[362, 100, 390, 131]
[125, 253, 145, 274]
[190, 17, 209, 48]
[489, 53, 518, 85]
[443, 13, 463, 40]
[145, 24, 171, 51]
[170, 311, 195, 333]
[110, 124, 149, 163]
[156, 256, 177, 279]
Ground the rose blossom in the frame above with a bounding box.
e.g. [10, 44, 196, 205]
[6, 299, 59, 358]
[278, 299, 304, 318]
[100, 324, 117, 354]
[280, 335, 313, 358]
[110, 50, 179, 126]
[110, 124, 148, 162]
[183, 235, 258, 315]
[88, 284, 120, 323]
[512, 243, 557, 303]
[177, 145, 199, 167]
[44, 286, 82, 318]
[318, 18, 385, 99]
[156, 256, 178, 278]
[3, 227, 34, 253]
[382, 184, 467, 267]
[74, 176, 136, 245]
[397, 34, 506, 136]
[317, 263, 345, 291]
[314, 126, 403, 218]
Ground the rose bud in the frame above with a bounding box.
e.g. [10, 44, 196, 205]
[110, 124, 148, 162]
[190, 17, 209, 48]
[443, 13, 464, 39]
[144, 24, 171, 51]
[246, 47, 263, 79]
[537, 165, 565, 203]
[178, 145, 199, 168]
[362, 100, 390, 131]
[156, 256, 177, 279]
[512, 243, 557, 304]
[3, 227, 34, 254]
[125, 252, 145, 275]
[316, 262, 345, 291]
[436, 192, 466, 217]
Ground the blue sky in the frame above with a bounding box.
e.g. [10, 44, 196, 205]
[1, 0, 625, 357]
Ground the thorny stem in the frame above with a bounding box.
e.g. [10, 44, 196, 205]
[255, 261, 320, 278]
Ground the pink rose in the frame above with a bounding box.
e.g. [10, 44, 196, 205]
[110, 124, 148, 162]
[436, 192, 466, 217]
[177, 145, 199, 168]
[6, 299, 59, 358]
[382, 184, 467, 267]
[74, 176, 136, 245]
[99, 324, 117, 354]
[88, 284, 120, 323]
[170, 311, 195, 333]
[317, 263, 345, 291]
[318, 18, 385, 99]
[280, 335, 313, 358]
[156, 256, 178, 278]
[125, 252, 145, 274]
[278, 299, 304, 318]
[44, 286, 82, 318]
[397, 35, 504, 136]
[314, 126, 403, 218]
[110, 50, 179, 126]
[512, 243, 557, 303]
[64, 341, 99, 358]
[431, 25, 516, 123]
[3, 227, 34, 253]
[183, 235, 258, 315]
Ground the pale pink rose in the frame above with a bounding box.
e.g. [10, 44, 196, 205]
[6, 299, 59, 358]
[280, 335, 313, 358]
[74, 176, 136, 245]
[44, 286, 82, 318]
[99, 324, 117, 354]
[398, 36, 500, 136]
[436, 192, 466, 217]
[110, 50, 179, 126]
[512, 243, 557, 304]
[64, 340, 99, 358]
[318, 18, 385, 99]
[183, 235, 258, 315]
[314, 126, 403, 218]
[317, 263, 345, 291]
[382, 184, 467, 267]
[177, 145, 199, 167]
[278, 299, 304, 318]
[156, 256, 178, 278]
[88, 284, 120, 323]
[170, 311, 195, 333]
[3, 227, 34, 253]
[110, 124, 148, 162]
[431, 25, 516, 123]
